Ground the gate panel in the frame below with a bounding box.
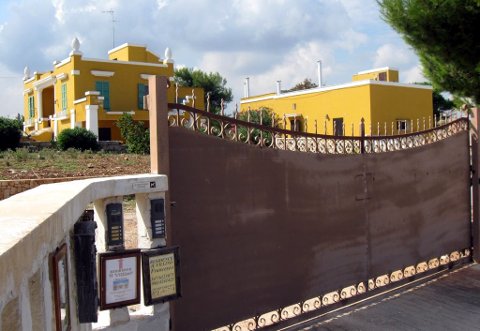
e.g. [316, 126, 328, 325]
[170, 128, 368, 331]
[160, 101, 471, 331]
[365, 131, 471, 276]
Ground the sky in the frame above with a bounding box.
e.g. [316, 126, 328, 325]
[0, 0, 425, 118]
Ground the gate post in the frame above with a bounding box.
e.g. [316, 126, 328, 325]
[148, 75, 171, 244]
[148, 76, 175, 329]
[149, 76, 170, 176]
[470, 107, 480, 262]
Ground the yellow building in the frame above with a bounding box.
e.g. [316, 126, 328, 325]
[240, 67, 433, 136]
[23, 38, 204, 141]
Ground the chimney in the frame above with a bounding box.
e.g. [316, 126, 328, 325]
[244, 77, 250, 98]
[317, 60, 323, 87]
[276, 80, 281, 95]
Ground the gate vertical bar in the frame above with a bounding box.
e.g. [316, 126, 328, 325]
[360, 118, 365, 154]
[471, 108, 480, 262]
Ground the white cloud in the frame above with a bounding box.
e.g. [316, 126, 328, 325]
[0, 0, 423, 117]
[403, 65, 426, 84]
[374, 43, 414, 68]
[52, 0, 66, 24]
[0, 64, 23, 117]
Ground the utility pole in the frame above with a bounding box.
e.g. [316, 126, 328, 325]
[102, 10, 116, 48]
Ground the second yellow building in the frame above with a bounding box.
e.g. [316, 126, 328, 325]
[240, 68, 433, 136]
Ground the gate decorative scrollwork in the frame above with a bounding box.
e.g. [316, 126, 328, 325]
[167, 104, 468, 155]
[211, 249, 470, 331]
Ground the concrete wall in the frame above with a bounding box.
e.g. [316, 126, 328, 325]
[0, 176, 104, 200]
[0, 174, 170, 331]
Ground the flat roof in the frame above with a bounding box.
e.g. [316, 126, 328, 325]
[241, 79, 432, 104]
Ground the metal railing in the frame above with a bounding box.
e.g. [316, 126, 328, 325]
[167, 103, 469, 155]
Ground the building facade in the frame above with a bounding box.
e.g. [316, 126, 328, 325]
[240, 68, 433, 136]
[23, 38, 204, 141]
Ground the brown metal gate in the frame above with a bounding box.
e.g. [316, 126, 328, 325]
[148, 77, 473, 331]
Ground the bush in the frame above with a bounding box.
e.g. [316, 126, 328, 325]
[57, 127, 99, 151]
[116, 114, 150, 154]
[0, 117, 22, 151]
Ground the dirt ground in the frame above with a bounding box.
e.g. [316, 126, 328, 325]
[0, 149, 150, 180]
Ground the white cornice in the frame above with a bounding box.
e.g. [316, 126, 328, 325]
[105, 111, 135, 115]
[140, 74, 154, 80]
[74, 97, 87, 105]
[85, 91, 100, 96]
[56, 73, 68, 81]
[240, 80, 432, 104]
[23, 77, 35, 84]
[82, 57, 167, 68]
[33, 75, 56, 90]
[356, 67, 398, 75]
[91, 70, 115, 77]
[108, 43, 146, 54]
[23, 88, 33, 95]
[55, 57, 71, 69]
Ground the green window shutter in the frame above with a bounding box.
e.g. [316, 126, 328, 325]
[96, 81, 110, 110]
[137, 83, 148, 109]
[28, 96, 34, 118]
[103, 82, 110, 110]
[61, 83, 67, 111]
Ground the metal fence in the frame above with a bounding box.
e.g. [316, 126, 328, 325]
[167, 103, 469, 154]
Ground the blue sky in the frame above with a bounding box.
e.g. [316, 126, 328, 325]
[0, 0, 424, 117]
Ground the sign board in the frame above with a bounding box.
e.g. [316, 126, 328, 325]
[52, 244, 70, 331]
[142, 247, 181, 305]
[99, 250, 141, 310]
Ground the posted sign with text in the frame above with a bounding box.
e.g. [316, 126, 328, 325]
[99, 250, 141, 310]
[142, 247, 181, 305]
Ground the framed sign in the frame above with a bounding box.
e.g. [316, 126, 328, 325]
[52, 244, 71, 331]
[99, 249, 141, 310]
[142, 246, 181, 305]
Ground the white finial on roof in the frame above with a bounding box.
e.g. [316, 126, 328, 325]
[164, 47, 174, 64]
[70, 37, 83, 56]
[23, 66, 30, 80]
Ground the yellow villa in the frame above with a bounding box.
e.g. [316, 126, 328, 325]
[23, 38, 204, 141]
[240, 67, 433, 136]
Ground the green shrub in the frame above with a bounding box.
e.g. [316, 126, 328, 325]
[0, 117, 22, 151]
[116, 114, 150, 154]
[57, 127, 99, 151]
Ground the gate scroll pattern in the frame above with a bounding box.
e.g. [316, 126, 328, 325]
[167, 103, 468, 154]
[212, 249, 471, 331]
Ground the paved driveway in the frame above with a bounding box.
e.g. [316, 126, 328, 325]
[296, 264, 480, 331]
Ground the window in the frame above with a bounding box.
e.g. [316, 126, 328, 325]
[61, 83, 67, 111]
[378, 72, 387, 81]
[95, 81, 110, 110]
[396, 119, 409, 132]
[137, 83, 148, 109]
[289, 118, 303, 132]
[333, 118, 344, 136]
[28, 95, 35, 118]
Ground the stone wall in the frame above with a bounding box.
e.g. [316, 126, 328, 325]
[0, 174, 170, 331]
[0, 176, 104, 200]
